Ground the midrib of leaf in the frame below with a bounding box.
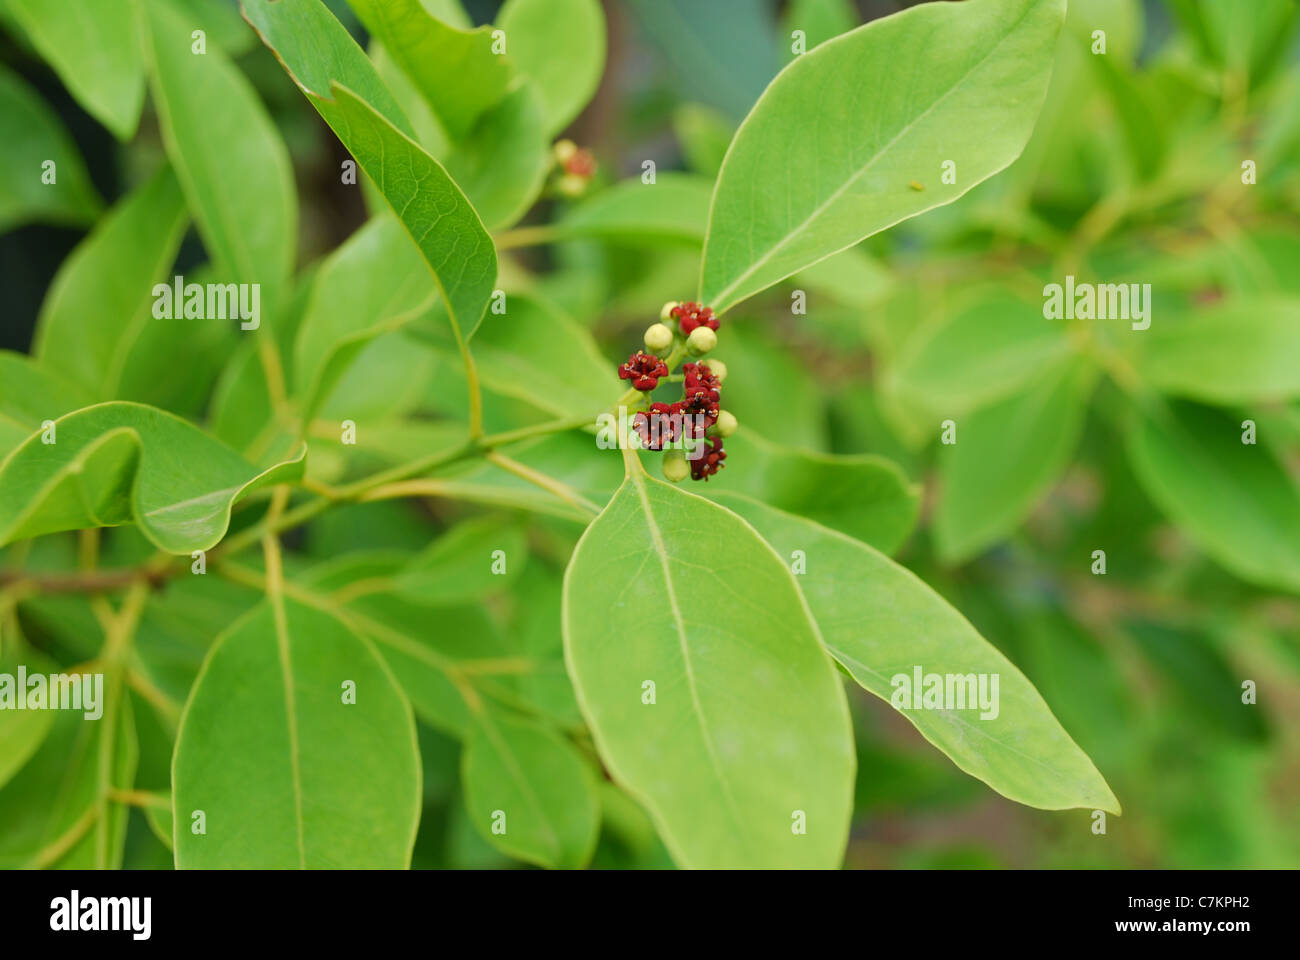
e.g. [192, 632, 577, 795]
[621, 451, 750, 856]
[326, 88, 473, 343]
[474, 710, 564, 865]
[264, 528, 307, 869]
[703, 0, 1038, 310]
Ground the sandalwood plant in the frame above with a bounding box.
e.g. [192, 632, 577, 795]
[0, 0, 1296, 871]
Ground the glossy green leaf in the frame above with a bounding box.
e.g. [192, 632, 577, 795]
[244, 0, 498, 339]
[462, 706, 599, 868]
[700, 0, 1066, 313]
[717, 493, 1121, 814]
[792, 245, 894, 309]
[936, 357, 1094, 563]
[0, 63, 101, 231]
[1125, 399, 1300, 593]
[497, 0, 606, 135]
[443, 83, 549, 231]
[556, 173, 714, 246]
[887, 288, 1073, 418]
[0, 352, 95, 455]
[1132, 297, 1300, 404]
[781, 0, 857, 61]
[142, 0, 296, 297]
[564, 462, 855, 868]
[394, 515, 528, 606]
[31, 166, 191, 400]
[699, 428, 920, 554]
[0, 692, 137, 868]
[672, 103, 734, 178]
[0, 402, 305, 554]
[0, 641, 58, 791]
[294, 215, 439, 420]
[173, 595, 421, 867]
[438, 293, 617, 419]
[347, 0, 511, 139]
[5, 0, 145, 139]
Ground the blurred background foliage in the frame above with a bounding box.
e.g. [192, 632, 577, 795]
[2, 0, 1298, 869]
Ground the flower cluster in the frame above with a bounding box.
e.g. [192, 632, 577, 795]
[553, 139, 597, 198]
[617, 301, 738, 482]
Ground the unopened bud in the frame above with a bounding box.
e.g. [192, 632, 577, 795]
[706, 359, 727, 383]
[556, 173, 588, 198]
[712, 410, 738, 438]
[553, 139, 578, 165]
[643, 322, 674, 354]
[659, 301, 680, 323]
[662, 450, 689, 483]
[686, 326, 717, 356]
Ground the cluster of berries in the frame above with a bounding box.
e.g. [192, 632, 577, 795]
[617, 301, 737, 482]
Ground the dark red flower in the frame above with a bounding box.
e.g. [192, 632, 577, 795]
[671, 301, 718, 336]
[682, 362, 720, 399]
[633, 402, 683, 450]
[690, 437, 726, 481]
[679, 388, 719, 437]
[618, 351, 669, 391]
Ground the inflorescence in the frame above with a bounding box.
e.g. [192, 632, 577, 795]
[616, 301, 737, 482]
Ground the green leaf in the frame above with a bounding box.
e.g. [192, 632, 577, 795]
[294, 214, 439, 421]
[1125, 620, 1269, 744]
[497, 0, 606, 135]
[0, 352, 96, 455]
[717, 493, 1122, 814]
[173, 595, 421, 867]
[1132, 297, 1300, 404]
[0, 691, 138, 868]
[0, 402, 305, 554]
[699, 428, 920, 554]
[0, 641, 58, 791]
[443, 82, 549, 231]
[791, 245, 894, 309]
[343, 592, 517, 739]
[1125, 399, 1300, 593]
[142, 0, 296, 296]
[347, 0, 511, 140]
[462, 706, 599, 868]
[429, 293, 617, 419]
[556, 173, 714, 246]
[563, 463, 855, 868]
[887, 287, 1073, 419]
[671, 103, 734, 178]
[781, 0, 858, 61]
[5, 0, 145, 139]
[394, 515, 528, 606]
[243, 0, 498, 339]
[936, 357, 1094, 563]
[700, 0, 1066, 313]
[0, 63, 101, 231]
[31, 166, 190, 400]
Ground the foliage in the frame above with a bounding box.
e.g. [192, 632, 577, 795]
[0, 0, 1296, 870]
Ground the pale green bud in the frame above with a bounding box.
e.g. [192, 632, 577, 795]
[643, 322, 674, 354]
[686, 326, 717, 356]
